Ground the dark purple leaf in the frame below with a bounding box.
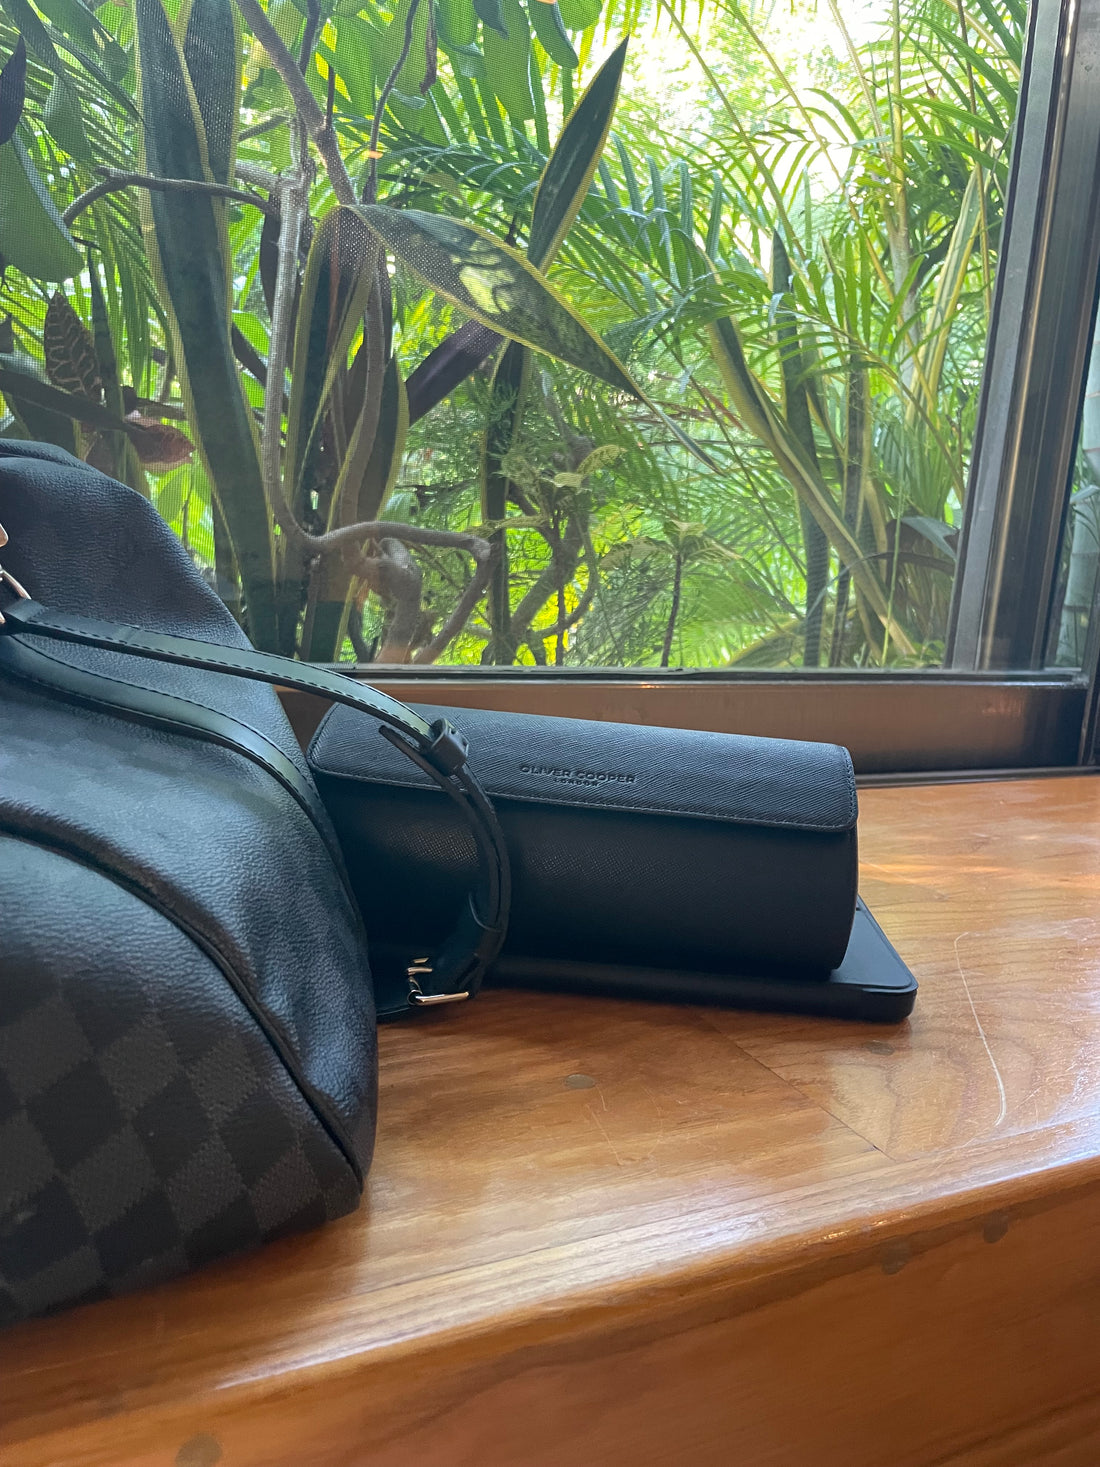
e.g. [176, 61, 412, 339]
[0, 37, 27, 147]
[421, 3, 438, 95]
[231, 323, 268, 386]
[259, 210, 280, 322]
[405, 318, 500, 424]
[43, 291, 103, 403]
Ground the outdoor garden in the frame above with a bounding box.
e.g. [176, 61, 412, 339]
[0, 0, 1024, 665]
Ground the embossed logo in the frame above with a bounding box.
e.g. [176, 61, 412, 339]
[520, 764, 636, 786]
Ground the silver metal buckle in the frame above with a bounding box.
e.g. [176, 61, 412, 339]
[0, 521, 31, 626]
[407, 964, 470, 1007]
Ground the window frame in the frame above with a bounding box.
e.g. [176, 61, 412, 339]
[282, 670, 1087, 776]
[319, 0, 1100, 778]
[945, 0, 1100, 676]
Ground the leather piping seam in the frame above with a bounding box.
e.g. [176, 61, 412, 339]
[10, 605, 430, 741]
[0, 820, 366, 1188]
[0, 638, 356, 893]
[310, 763, 859, 834]
[1, 609, 510, 998]
[3, 637, 318, 807]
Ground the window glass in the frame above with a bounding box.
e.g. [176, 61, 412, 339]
[1051, 318, 1100, 668]
[0, 0, 1024, 668]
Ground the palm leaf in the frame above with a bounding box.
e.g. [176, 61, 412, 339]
[707, 311, 915, 653]
[528, 37, 627, 269]
[361, 205, 716, 465]
[0, 136, 82, 280]
[133, 0, 279, 648]
[908, 160, 984, 424]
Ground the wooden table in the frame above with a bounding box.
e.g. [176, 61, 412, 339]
[3, 774, 1100, 1467]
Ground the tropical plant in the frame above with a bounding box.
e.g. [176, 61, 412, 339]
[0, 0, 1026, 668]
[0, 0, 672, 657]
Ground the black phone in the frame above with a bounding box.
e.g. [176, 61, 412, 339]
[489, 898, 917, 1024]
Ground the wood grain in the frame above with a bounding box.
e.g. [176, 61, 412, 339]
[2, 773, 1100, 1466]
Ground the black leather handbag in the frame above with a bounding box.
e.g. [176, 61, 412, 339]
[0, 442, 507, 1325]
[0, 441, 913, 1326]
[310, 702, 918, 1022]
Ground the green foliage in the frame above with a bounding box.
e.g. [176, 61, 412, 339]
[0, 0, 1023, 667]
[0, 135, 81, 279]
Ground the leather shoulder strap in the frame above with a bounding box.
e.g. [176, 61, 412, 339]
[0, 598, 510, 1010]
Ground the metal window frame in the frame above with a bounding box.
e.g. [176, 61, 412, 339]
[317, 0, 1100, 778]
[281, 670, 1086, 776]
[946, 0, 1100, 676]
[1083, 608, 1100, 762]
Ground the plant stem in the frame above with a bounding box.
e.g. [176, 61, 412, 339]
[660, 551, 683, 667]
[364, 0, 426, 203]
[233, 0, 356, 205]
[63, 171, 278, 226]
[412, 540, 496, 663]
[263, 172, 306, 539]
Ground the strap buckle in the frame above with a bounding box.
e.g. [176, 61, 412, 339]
[424, 719, 469, 776]
[407, 963, 470, 1007]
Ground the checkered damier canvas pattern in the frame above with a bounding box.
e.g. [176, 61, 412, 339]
[0, 949, 360, 1325]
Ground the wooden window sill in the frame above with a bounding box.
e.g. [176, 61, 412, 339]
[4, 774, 1100, 1466]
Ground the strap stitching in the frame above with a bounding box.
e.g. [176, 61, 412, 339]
[1, 636, 347, 869]
[16, 606, 430, 741]
[4, 600, 512, 1002]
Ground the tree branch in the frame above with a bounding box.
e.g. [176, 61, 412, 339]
[270, 490, 493, 653]
[363, 0, 425, 203]
[234, 0, 356, 206]
[263, 167, 307, 530]
[235, 160, 281, 191]
[238, 113, 289, 141]
[312, 519, 490, 558]
[340, 530, 492, 665]
[63, 171, 278, 225]
[373, 537, 423, 662]
[412, 539, 496, 664]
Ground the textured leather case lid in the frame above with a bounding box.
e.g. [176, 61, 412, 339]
[310, 703, 858, 835]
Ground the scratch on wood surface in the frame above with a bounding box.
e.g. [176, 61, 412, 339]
[637, 1080, 668, 1165]
[584, 1101, 625, 1167]
[640, 1080, 665, 1126]
[954, 932, 1008, 1127]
